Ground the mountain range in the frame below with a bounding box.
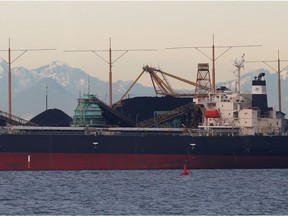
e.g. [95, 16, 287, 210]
[0, 59, 287, 120]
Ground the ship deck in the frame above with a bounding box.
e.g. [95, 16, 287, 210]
[1, 125, 243, 137]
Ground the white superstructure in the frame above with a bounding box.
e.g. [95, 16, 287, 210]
[194, 57, 284, 136]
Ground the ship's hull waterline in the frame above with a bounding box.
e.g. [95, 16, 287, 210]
[0, 132, 287, 170]
[1, 153, 288, 171]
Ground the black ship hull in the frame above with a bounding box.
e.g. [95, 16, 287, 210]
[0, 129, 288, 170]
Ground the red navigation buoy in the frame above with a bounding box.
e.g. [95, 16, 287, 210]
[181, 164, 189, 175]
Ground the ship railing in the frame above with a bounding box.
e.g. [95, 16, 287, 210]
[196, 126, 240, 136]
[1, 126, 87, 135]
[3, 130, 86, 136]
[87, 127, 240, 137]
[1, 125, 241, 137]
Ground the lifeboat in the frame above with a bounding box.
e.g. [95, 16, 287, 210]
[204, 109, 220, 118]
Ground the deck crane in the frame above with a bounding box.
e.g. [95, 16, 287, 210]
[113, 65, 212, 108]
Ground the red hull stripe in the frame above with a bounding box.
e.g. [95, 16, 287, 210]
[0, 153, 288, 170]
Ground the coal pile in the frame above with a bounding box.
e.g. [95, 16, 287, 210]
[30, 109, 72, 127]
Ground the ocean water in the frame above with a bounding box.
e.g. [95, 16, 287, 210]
[0, 169, 287, 215]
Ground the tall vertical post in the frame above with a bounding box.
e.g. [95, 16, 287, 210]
[166, 35, 260, 94]
[8, 39, 12, 118]
[278, 50, 281, 112]
[109, 38, 112, 107]
[246, 51, 288, 112]
[45, 85, 48, 110]
[234, 54, 245, 95]
[88, 75, 90, 95]
[0, 41, 55, 119]
[64, 40, 156, 108]
[212, 34, 215, 92]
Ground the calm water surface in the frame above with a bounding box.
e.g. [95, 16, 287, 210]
[0, 169, 287, 215]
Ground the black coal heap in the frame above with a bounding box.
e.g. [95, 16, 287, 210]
[30, 109, 72, 127]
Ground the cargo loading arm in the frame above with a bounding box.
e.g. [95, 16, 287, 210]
[113, 69, 146, 108]
[147, 67, 176, 96]
[143, 66, 211, 92]
[114, 65, 212, 108]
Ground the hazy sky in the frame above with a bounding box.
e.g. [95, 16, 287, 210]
[0, 1, 288, 88]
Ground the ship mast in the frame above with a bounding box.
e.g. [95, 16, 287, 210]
[64, 38, 157, 108]
[166, 35, 261, 92]
[246, 51, 288, 112]
[0, 39, 56, 118]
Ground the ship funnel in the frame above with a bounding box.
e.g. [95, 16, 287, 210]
[258, 72, 265, 80]
[252, 73, 268, 116]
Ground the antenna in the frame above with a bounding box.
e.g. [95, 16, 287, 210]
[64, 38, 157, 108]
[246, 51, 288, 112]
[45, 85, 48, 111]
[88, 75, 90, 95]
[166, 34, 261, 92]
[233, 54, 245, 94]
[0, 38, 56, 118]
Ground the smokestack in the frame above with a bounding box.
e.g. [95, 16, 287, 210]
[252, 73, 268, 116]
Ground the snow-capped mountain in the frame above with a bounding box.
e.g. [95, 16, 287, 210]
[0, 60, 155, 119]
[0, 59, 287, 120]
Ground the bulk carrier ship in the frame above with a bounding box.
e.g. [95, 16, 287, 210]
[0, 57, 287, 170]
